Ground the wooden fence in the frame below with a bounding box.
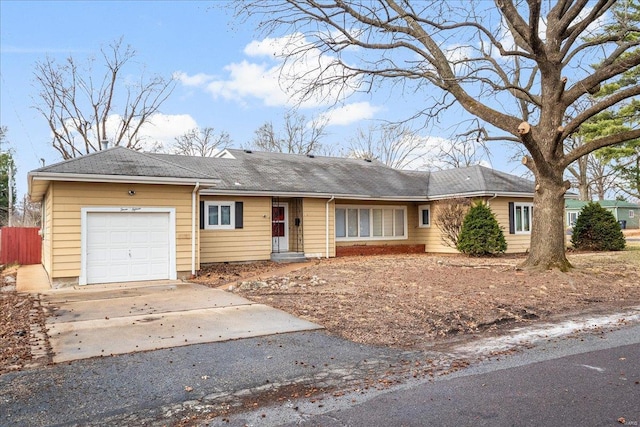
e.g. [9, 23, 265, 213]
[0, 227, 42, 265]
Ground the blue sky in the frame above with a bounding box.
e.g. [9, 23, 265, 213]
[1, 1, 515, 199]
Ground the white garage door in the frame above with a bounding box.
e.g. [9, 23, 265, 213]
[85, 211, 171, 284]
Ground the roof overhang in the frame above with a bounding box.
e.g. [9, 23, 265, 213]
[199, 189, 538, 201]
[423, 191, 535, 200]
[199, 188, 430, 201]
[28, 172, 220, 201]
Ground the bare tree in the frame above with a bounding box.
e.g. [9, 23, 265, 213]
[12, 197, 41, 227]
[173, 127, 231, 157]
[565, 139, 617, 200]
[252, 111, 327, 154]
[32, 38, 175, 159]
[426, 132, 492, 170]
[348, 123, 426, 169]
[434, 198, 472, 248]
[234, 1, 640, 271]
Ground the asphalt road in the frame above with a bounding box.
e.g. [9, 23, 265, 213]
[2, 319, 639, 426]
[218, 323, 640, 427]
[0, 330, 438, 426]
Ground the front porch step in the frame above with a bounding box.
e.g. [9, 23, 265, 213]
[270, 252, 307, 263]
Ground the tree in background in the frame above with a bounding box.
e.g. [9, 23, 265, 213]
[0, 127, 17, 226]
[347, 123, 426, 169]
[173, 127, 231, 157]
[251, 111, 327, 155]
[234, 1, 640, 271]
[565, 132, 617, 201]
[32, 38, 175, 159]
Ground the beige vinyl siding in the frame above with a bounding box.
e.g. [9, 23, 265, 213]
[302, 198, 335, 258]
[489, 197, 532, 253]
[49, 181, 194, 280]
[334, 200, 422, 248]
[416, 200, 459, 254]
[199, 196, 272, 263]
[42, 186, 53, 278]
[419, 197, 534, 254]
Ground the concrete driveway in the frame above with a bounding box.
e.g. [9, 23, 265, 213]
[40, 281, 322, 363]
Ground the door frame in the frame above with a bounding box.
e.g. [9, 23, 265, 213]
[271, 202, 289, 252]
[79, 207, 177, 285]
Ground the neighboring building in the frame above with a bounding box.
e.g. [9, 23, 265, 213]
[29, 147, 538, 287]
[565, 199, 640, 229]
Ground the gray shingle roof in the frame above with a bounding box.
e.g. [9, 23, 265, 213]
[32, 146, 220, 180]
[428, 165, 534, 197]
[30, 146, 535, 199]
[148, 149, 430, 198]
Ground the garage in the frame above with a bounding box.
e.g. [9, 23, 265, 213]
[81, 208, 176, 285]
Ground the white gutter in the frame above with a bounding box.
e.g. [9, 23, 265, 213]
[326, 195, 335, 258]
[191, 182, 200, 277]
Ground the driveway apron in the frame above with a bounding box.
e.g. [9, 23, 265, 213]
[40, 281, 322, 363]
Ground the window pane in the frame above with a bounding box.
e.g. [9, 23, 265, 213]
[372, 209, 383, 236]
[515, 206, 522, 232]
[383, 209, 394, 237]
[523, 206, 530, 231]
[394, 209, 405, 236]
[221, 205, 231, 225]
[272, 223, 285, 237]
[360, 209, 370, 237]
[336, 209, 346, 237]
[348, 209, 359, 237]
[208, 205, 219, 226]
[421, 208, 430, 226]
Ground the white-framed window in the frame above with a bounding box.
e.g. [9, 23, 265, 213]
[567, 211, 578, 227]
[630, 210, 635, 218]
[514, 202, 533, 233]
[204, 201, 235, 230]
[335, 205, 407, 240]
[418, 205, 431, 228]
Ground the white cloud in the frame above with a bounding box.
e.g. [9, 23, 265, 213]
[177, 33, 359, 109]
[59, 113, 198, 152]
[320, 102, 381, 126]
[174, 71, 216, 87]
[136, 113, 198, 149]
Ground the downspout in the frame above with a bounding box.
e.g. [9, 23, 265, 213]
[487, 193, 498, 206]
[325, 195, 335, 259]
[191, 182, 200, 277]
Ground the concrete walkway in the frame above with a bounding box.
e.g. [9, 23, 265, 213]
[39, 281, 322, 363]
[16, 264, 51, 292]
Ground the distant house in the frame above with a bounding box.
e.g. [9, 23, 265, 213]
[565, 199, 640, 229]
[29, 147, 539, 287]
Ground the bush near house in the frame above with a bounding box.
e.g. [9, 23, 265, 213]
[457, 202, 507, 256]
[571, 202, 626, 251]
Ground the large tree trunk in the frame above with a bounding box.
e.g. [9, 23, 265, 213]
[520, 172, 572, 271]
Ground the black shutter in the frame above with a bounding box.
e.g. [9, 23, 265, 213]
[508, 202, 515, 234]
[235, 202, 244, 229]
[199, 201, 205, 229]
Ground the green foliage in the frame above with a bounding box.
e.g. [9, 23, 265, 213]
[0, 127, 17, 226]
[456, 202, 507, 256]
[583, 0, 640, 199]
[571, 202, 626, 251]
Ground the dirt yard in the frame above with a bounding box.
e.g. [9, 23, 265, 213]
[194, 246, 640, 351]
[1, 233, 639, 375]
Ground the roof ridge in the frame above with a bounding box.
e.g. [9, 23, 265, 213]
[224, 147, 392, 167]
[35, 145, 124, 172]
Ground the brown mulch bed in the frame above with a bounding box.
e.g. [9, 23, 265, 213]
[195, 249, 640, 350]
[0, 266, 39, 374]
